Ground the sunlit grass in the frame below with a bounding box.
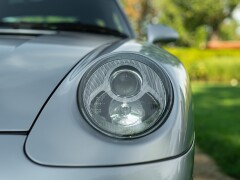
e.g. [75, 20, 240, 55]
[192, 83, 240, 178]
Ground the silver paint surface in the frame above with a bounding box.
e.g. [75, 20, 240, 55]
[25, 40, 194, 166]
[0, 135, 194, 180]
[0, 32, 118, 131]
[0, 0, 193, 178]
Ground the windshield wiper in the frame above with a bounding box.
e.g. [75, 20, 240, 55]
[0, 22, 128, 38]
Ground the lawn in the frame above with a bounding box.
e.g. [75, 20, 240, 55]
[192, 83, 240, 178]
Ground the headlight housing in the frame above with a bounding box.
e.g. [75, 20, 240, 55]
[78, 53, 173, 139]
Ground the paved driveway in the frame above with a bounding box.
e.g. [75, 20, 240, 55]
[193, 147, 235, 180]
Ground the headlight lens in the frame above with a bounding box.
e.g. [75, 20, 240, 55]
[110, 67, 142, 98]
[78, 53, 173, 139]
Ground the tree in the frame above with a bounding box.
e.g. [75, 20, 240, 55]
[122, 0, 239, 46]
[157, 0, 239, 45]
[122, 0, 155, 37]
[174, 0, 238, 38]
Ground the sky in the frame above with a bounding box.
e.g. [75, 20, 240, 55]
[233, 5, 240, 23]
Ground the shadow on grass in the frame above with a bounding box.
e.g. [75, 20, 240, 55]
[192, 83, 240, 179]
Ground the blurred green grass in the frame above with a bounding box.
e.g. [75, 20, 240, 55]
[192, 83, 240, 178]
[166, 48, 240, 82]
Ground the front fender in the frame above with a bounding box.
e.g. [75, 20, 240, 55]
[25, 40, 194, 167]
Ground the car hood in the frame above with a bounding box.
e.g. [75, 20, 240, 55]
[0, 32, 119, 131]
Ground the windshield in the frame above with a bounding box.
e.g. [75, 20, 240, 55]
[0, 0, 131, 37]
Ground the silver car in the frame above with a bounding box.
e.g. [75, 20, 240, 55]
[0, 0, 194, 179]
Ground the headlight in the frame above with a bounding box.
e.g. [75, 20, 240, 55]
[78, 53, 173, 139]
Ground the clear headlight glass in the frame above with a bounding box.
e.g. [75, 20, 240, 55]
[78, 54, 173, 139]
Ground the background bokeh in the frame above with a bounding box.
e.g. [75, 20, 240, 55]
[122, 1, 240, 179]
[122, 0, 240, 46]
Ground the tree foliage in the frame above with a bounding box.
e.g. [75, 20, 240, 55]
[122, 0, 240, 46]
[122, 0, 155, 37]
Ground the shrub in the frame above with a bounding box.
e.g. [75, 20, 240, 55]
[166, 48, 240, 82]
